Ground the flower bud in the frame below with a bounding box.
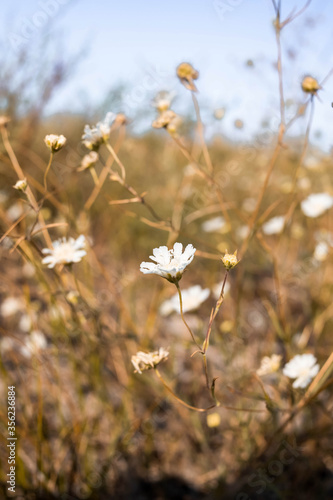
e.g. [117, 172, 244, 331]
[13, 179, 28, 192]
[44, 134, 67, 152]
[221, 250, 239, 270]
[176, 62, 199, 92]
[301, 76, 321, 95]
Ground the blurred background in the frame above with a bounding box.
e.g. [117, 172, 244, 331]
[1, 1, 333, 499]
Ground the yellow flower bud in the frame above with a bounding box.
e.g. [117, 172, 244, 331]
[176, 62, 199, 92]
[221, 250, 239, 270]
[301, 76, 321, 95]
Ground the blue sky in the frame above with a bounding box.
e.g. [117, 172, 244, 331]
[2, 0, 333, 149]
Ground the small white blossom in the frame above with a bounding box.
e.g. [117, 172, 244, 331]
[257, 354, 282, 376]
[131, 347, 169, 374]
[160, 285, 210, 316]
[314, 242, 329, 262]
[44, 134, 66, 152]
[20, 331, 47, 358]
[19, 314, 33, 332]
[82, 112, 115, 150]
[262, 216, 285, 235]
[42, 235, 86, 268]
[283, 354, 320, 389]
[301, 193, 333, 218]
[152, 90, 175, 113]
[13, 179, 27, 192]
[201, 216, 226, 233]
[0, 337, 15, 354]
[140, 242, 196, 282]
[1, 297, 24, 317]
[78, 151, 99, 171]
[6, 202, 24, 221]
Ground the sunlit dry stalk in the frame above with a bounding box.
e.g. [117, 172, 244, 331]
[256, 232, 288, 340]
[281, 96, 315, 230]
[155, 368, 215, 412]
[191, 92, 214, 174]
[43, 152, 54, 191]
[171, 135, 231, 225]
[109, 170, 166, 224]
[0, 125, 53, 248]
[84, 124, 126, 210]
[175, 282, 202, 351]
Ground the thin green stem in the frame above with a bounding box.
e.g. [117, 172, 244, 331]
[203, 270, 229, 354]
[43, 152, 54, 191]
[155, 369, 215, 412]
[175, 282, 202, 351]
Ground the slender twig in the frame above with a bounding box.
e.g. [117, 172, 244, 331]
[0, 125, 52, 248]
[43, 152, 54, 191]
[155, 369, 215, 412]
[191, 92, 214, 174]
[175, 282, 202, 351]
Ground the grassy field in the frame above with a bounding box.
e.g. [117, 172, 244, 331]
[1, 3, 333, 499]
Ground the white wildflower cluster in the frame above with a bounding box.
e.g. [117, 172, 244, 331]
[159, 285, 210, 316]
[42, 235, 86, 268]
[131, 348, 169, 374]
[140, 242, 196, 283]
[151, 90, 180, 134]
[283, 354, 319, 389]
[301, 193, 333, 218]
[20, 331, 47, 358]
[151, 90, 175, 113]
[82, 112, 115, 151]
[257, 353, 320, 389]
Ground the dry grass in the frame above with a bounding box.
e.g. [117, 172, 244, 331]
[1, 3, 333, 499]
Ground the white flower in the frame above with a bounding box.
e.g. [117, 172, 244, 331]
[44, 134, 66, 152]
[20, 331, 47, 358]
[236, 225, 249, 240]
[19, 314, 33, 332]
[131, 347, 169, 374]
[159, 285, 210, 316]
[283, 354, 320, 389]
[262, 216, 284, 235]
[6, 202, 24, 221]
[201, 216, 226, 233]
[42, 235, 86, 268]
[78, 151, 99, 171]
[257, 354, 282, 376]
[140, 242, 196, 282]
[13, 179, 27, 192]
[0, 337, 15, 354]
[301, 193, 333, 218]
[152, 90, 175, 113]
[82, 112, 115, 150]
[314, 242, 329, 262]
[313, 231, 333, 262]
[1, 297, 24, 317]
